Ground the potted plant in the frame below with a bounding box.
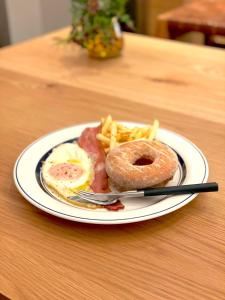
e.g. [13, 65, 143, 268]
[68, 0, 133, 58]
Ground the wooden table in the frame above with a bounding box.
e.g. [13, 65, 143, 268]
[0, 28, 225, 300]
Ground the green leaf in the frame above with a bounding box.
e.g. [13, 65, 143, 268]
[69, 0, 132, 47]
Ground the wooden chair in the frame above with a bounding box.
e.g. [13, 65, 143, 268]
[156, 0, 225, 48]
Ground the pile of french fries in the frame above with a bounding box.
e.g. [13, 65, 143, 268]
[96, 115, 159, 153]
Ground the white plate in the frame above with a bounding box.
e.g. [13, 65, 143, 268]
[13, 122, 208, 224]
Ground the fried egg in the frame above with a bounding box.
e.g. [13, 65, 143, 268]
[42, 143, 93, 198]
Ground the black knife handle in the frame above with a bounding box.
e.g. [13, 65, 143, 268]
[140, 182, 219, 197]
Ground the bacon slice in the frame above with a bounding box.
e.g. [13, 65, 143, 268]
[78, 125, 124, 211]
[78, 126, 108, 193]
[103, 201, 124, 211]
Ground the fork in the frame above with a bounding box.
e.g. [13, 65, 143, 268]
[68, 182, 218, 205]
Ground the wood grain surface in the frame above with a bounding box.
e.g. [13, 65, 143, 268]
[0, 29, 225, 300]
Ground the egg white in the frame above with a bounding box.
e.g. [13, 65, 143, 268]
[42, 143, 93, 198]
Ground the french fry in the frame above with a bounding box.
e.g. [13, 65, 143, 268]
[136, 128, 144, 139]
[102, 115, 112, 135]
[119, 128, 132, 134]
[111, 121, 117, 136]
[98, 115, 159, 153]
[142, 126, 150, 135]
[96, 133, 110, 145]
[110, 122, 117, 150]
[148, 119, 159, 141]
[118, 132, 130, 142]
[110, 136, 116, 150]
[144, 126, 151, 138]
[130, 127, 139, 139]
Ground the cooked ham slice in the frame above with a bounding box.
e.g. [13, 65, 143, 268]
[78, 126, 108, 193]
[78, 125, 124, 211]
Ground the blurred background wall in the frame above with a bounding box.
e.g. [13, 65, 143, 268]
[0, 0, 203, 47]
[0, 0, 71, 46]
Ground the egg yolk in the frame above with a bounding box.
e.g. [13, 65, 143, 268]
[48, 163, 83, 180]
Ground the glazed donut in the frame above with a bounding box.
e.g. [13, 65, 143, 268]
[105, 140, 178, 191]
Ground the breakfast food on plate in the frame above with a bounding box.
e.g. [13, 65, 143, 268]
[42, 143, 93, 198]
[105, 140, 178, 191]
[78, 125, 124, 211]
[78, 126, 108, 193]
[41, 115, 178, 211]
[96, 115, 159, 153]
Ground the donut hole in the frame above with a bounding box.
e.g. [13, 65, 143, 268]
[133, 156, 153, 166]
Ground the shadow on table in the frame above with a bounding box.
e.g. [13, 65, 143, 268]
[21, 194, 202, 245]
[60, 50, 130, 76]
